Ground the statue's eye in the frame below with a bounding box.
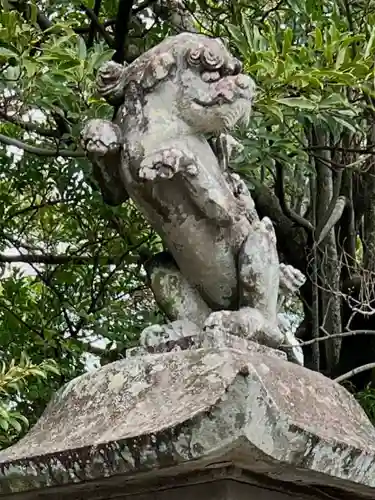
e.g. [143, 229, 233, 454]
[187, 48, 202, 66]
[222, 58, 243, 76]
[201, 48, 223, 70]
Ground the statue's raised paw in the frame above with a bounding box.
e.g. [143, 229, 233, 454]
[279, 263, 306, 295]
[138, 148, 198, 181]
[81, 119, 122, 157]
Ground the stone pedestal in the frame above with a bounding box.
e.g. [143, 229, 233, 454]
[0, 332, 374, 500]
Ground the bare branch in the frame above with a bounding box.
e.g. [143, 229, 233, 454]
[113, 0, 135, 64]
[315, 196, 347, 245]
[0, 133, 84, 158]
[334, 362, 375, 383]
[8, 199, 74, 219]
[0, 253, 120, 266]
[281, 329, 375, 348]
[275, 160, 314, 232]
[80, 3, 115, 48]
[307, 144, 375, 154]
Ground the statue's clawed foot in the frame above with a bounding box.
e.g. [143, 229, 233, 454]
[278, 263, 306, 312]
[81, 119, 122, 156]
[279, 263, 306, 296]
[203, 307, 283, 348]
[139, 148, 198, 181]
[140, 320, 202, 348]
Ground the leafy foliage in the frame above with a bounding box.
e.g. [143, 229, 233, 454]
[0, 353, 59, 447]
[356, 387, 375, 424]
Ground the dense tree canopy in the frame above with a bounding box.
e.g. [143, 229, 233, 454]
[1, 0, 375, 446]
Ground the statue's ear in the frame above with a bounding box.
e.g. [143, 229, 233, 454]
[96, 61, 127, 106]
[141, 52, 175, 90]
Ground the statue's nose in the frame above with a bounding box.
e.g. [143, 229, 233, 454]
[224, 58, 242, 76]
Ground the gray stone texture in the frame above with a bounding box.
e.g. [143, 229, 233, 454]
[0, 335, 374, 499]
[81, 32, 305, 364]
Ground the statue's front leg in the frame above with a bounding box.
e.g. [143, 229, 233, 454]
[138, 148, 233, 226]
[226, 172, 259, 223]
[81, 119, 129, 206]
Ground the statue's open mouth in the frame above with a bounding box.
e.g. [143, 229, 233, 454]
[193, 95, 234, 107]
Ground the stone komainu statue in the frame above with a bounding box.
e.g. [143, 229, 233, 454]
[81, 33, 305, 364]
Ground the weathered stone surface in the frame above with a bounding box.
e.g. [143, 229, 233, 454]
[0, 337, 374, 498]
[130, 328, 288, 359]
[81, 32, 305, 364]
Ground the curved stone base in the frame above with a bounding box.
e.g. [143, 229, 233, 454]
[0, 333, 374, 499]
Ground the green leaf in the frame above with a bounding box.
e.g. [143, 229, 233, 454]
[365, 27, 375, 59]
[77, 37, 87, 60]
[22, 57, 38, 77]
[8, 417, 22, 433]
[88, 49, 115, 72]
[0, 419, 9, 431]
[241, 13, 252, 48]
[332, 115, 358, 133]
[315, 27, 323, 50]
[227, 24, 248, 56]
[282, 27, 293, 57]
[0, 47, 18, 58]
[335, 47, 347, 69]
[319, 93, 346, 108]
[28, 2, 37, 25]
[276, 97, 316, 110]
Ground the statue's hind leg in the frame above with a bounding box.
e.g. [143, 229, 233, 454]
[204, 217, 305, 365]
[204, 217, 283, 349]
[140, 251, 212, 347]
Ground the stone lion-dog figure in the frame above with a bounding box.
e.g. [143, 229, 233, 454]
[81, 32, 305, 364]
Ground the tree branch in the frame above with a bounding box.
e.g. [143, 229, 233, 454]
[113, 0, 135, 64]
[0, 133, 84, 158]
[7, 199, 73, 219]
[133, 0, 158, 14]
[282, 329, 375, 348]
[74, 18, 116, 34]
[87, 0, 101, 48]
[80, 3, 114, 48]
[315, 196, 347, 245]
[0, 253, 120, 266]
[315, 168, 345, 245]
[334, 362, 375, 383]
[307, 144, 375, 154]
[251, 180, 308, 273]
[0, 110, 61, 138]
[274, 160, 314, 232]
